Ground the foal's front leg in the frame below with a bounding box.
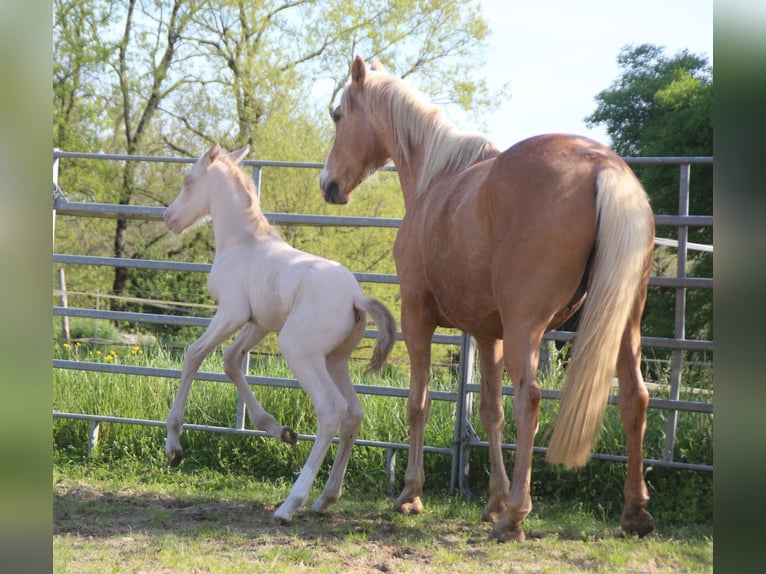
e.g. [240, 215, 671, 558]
[165, 311, 242, 467]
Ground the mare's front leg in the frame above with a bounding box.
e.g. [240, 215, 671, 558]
[222, 323, 298, 444]
[475, 336, 510, 523]
[394, 300, 438, 515]
[166, 309, 243, 467]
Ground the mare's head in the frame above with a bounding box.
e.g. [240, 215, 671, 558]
[320, 55, 390, 205]
[164, 143, 250, 234]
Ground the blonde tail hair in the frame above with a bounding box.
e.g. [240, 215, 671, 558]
[546, 168, 653, 467]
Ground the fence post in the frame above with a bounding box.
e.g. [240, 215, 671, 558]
[235, 352, 250, 430]
[663, 163, 690, 462]
[58, 268, 71, 341]
[452, 332, 477, 496]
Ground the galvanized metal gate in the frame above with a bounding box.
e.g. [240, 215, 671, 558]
[52, 150, 714, 494]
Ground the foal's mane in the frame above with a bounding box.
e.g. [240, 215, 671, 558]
[216, 153, 278, 236]
[342, 72, 498, 196]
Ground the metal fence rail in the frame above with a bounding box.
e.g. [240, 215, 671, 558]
[52, 150, 714, 493]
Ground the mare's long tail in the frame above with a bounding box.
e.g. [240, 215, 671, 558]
[546, 167, 654, 468]
[355, 297, 397, 374]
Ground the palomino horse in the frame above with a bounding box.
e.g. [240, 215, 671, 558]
[320, 56, 655, 542]
[164, 142, 396, 522]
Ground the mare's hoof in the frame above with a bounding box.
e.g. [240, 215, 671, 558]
[490, 516, 526, 543]
[167, 450, 183, 468]
[394, 495, 424, 515]
[621, 508, 655, 538]
[281, 427, 298, 445]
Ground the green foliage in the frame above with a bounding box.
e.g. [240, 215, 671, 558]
[586, 44, 713, 346]
[52, 0, 497, 346]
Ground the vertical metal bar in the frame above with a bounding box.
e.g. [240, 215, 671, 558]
[58, 268, 70, 341]
[52, 149, 60, 242]
[386, 448, 397, 496]
[235, 352, 250, 430]
[663, 163, 690, 462]
[452, 332, 476, 496]
[253, 165, 262, 199]
[87, 420, 100, 456]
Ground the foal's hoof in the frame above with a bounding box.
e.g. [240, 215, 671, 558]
[280, 426, 298, 445]
[167, 449, 183, 468]
[621, 508, 655, 538]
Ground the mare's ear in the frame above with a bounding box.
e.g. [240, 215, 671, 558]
[203, 142, 222, 168]
[228, 145, 250, 164]
[351, 55, 366, 87]
[370, 59, 386, 73]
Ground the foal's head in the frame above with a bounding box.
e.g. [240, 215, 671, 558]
[320, 55, 390, 205]
[164, 143, 250, 234]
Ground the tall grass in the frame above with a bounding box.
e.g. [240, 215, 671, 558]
[52, 340, 713, 525]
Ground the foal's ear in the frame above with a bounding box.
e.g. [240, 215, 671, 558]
[351, 55, 366, 86]
[228, 145, 250, 164]
[370, 59, 386, 73]
[203, 142, 222, 168]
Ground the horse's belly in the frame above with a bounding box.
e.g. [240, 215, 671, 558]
[428, 273, 503, 338]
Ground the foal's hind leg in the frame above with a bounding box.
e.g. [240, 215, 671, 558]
[222, 323, 297, 444]
[616, 297, 655, 537]
[273, 332, 347, 522]
[311, 351, 364, 514]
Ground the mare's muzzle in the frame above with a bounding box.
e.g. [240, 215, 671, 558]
[321, 180, 347, 205]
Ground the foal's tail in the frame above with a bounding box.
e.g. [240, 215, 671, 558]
[546, 168, 654, 468]
[355, 297, 397, 374]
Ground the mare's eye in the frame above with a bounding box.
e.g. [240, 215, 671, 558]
[331, 107, 342, 123]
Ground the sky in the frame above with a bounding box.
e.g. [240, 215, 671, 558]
[459, 0, 714, 149]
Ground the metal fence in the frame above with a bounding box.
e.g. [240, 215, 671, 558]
[52, 149, 714, 494]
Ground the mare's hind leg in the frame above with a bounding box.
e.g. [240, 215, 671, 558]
[311, 350, 364, 514]
[491, 328, 544, 542]
[222, 323, 297, 444]
[616, 293, 655, 537]
[475, 336, 510, 523]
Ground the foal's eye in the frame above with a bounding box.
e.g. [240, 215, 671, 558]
[331, 107, 342, 123]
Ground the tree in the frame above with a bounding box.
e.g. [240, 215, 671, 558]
[585, 44, 713, 345]
[53, 0, 500, 340]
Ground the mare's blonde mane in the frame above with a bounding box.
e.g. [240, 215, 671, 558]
[342, 72, 497, 196]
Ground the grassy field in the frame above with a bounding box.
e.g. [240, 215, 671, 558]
[53, 338, 713, 572]
[53, 462, 712, 573]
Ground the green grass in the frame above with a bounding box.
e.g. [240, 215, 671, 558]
[53, 461, 713, 573]
[53, 339, 713, 529]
